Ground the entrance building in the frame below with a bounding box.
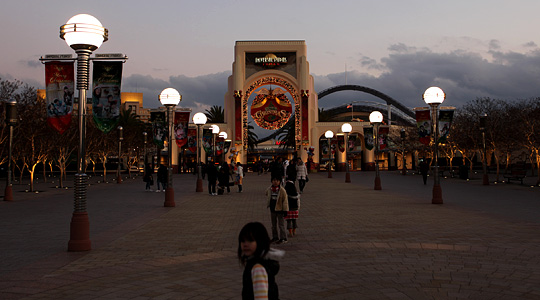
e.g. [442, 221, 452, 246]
[216, 41, 376, 170]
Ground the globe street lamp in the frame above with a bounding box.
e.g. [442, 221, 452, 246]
[401, 128, 407, 175]
[4, 100, 17, 202]
[61, 14, 108, 251]
[211, 124, 220, 163]
[423, 86, 445, 204]
[369, 111, 383, 190]
[193, 112, 207, 192]
[325, 130, 334, 178]
[219, 131, 228, 163]
[117, 126, 123, 184]
[480, 114, 489, 185]
[159, 88, 181, 207]
[341, 123, 352, 183]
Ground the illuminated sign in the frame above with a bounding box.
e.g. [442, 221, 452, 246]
[255, 53, 288, 66]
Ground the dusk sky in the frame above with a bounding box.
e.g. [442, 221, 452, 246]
[2, 0, 540, 114]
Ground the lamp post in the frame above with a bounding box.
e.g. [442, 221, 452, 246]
[341, 123, 352, 183]
[325, 130, 334, 178]
[159, 88, 181, 207]
[219, 131, 228, 163]
[193, 112, 207, 192]
[4, 100, 17, 202]
[423, 86, 445, 204]
[369, 111, 383, 190]
[117, 126, 123, 184]
[211, 124, 220, 163]
[143, 131, 147, 166]
[401, 128, 407, 175]
[61, 14, 108, 251]
[480, 114, 489, 185]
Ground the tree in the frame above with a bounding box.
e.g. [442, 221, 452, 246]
[277, 121, 295, 149]
[247, 122, 259, 151]
[205, 105, 224, 123]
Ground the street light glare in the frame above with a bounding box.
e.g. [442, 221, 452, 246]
[423, 87, 445, 104]
[369, 111, 383, 123]
[61, 14, 108, 50]
[341, 123, 352, 133]
[159, 88, 181, 106]
[324, 130, 334, 139]
[193, 112, 207, 125]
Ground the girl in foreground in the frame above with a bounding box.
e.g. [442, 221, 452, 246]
[238, 222, 284, 299]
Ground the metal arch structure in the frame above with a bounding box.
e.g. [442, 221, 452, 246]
[318, 84, 415, 119]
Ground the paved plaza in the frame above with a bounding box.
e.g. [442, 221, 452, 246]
[1, 169, 539, 299]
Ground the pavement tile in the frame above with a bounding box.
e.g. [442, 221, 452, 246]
[1, 171, 540, 299]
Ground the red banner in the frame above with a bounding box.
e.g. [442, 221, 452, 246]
[416, 109, 431, 146]
[250, 88, 292, 130]
[174, 111, 190, 148]
[187, 128, 197, 153]
[45, 61, 74, 134]
[378, 126, 389, 150]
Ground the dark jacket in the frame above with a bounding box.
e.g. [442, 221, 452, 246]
[157, 165, 167, 182]
[284, 181, 299, 211]
[242, 257, 280, 300]
[207, 164, 218, 182]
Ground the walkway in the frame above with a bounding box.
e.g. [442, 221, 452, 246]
[1, 170, 539, 299]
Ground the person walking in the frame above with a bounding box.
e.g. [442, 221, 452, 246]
[286, 158, 297, 183]
[284, 180, 300, 237]
[266, 177, 289, 244]
[270, 158, 284, 184]
[218, 162, 231, 194]
[207, 162, 218, 195]
[156, 164, 167, 192]
[235, 162, 244, 193]
[296, 158, 308, 193]
[143, 164, 154, 192]
[238, 222, 283, 300]
[419, 159, 429, 185]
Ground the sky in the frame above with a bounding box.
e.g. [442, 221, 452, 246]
[2, 0, 540, 115]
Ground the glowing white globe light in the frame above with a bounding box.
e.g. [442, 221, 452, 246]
[369, 111, 383, 123]
[193, 112, 207, 125]
[423, 87, 445, 104]
[60, 14, 108, 50]
[159, 88, 181, 106]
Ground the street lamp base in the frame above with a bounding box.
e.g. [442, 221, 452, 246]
[117, 175, 122, 184]
[402, 168, 407, 175]
[432, 184, 443, 204]
[164, 187, 175, 207]
[4, 185, 13, 201]
[345, 172, 351, 183]
[374, 176, 382, 190]
[328, 170, 332, 178]
[196, 178, 203, 192]
[482, 174, 489, 185]
[68, 212, 91, 251]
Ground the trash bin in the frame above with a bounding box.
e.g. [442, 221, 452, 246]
[459, 165, 468, 180]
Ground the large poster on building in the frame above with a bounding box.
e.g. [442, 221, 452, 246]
[92, 61, 122, 133]
[45, 61, 74, 134]
[250, 87, 292, 130]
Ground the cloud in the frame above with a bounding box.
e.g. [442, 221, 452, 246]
[314, 45, 540, 110]
[122, 71, 231, 112]
[117, 45, 540, 115]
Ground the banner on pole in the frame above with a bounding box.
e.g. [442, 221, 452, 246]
[45, 61, 74, 134]
[92, 61, 122, 133]
[151, 111, 167, 149]
[415, 109, 432, 146]
[363, 127, 374, 151]
[174, 111, 190, 148]
[378, 126, 389, 150]
[438, 109, 454, 143]
[187, 128, 197, 153]
[202, 129, 212, 153]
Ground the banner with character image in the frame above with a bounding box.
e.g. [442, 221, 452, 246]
[92, 61, 122, 133]
[45, 61, 74, 134]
